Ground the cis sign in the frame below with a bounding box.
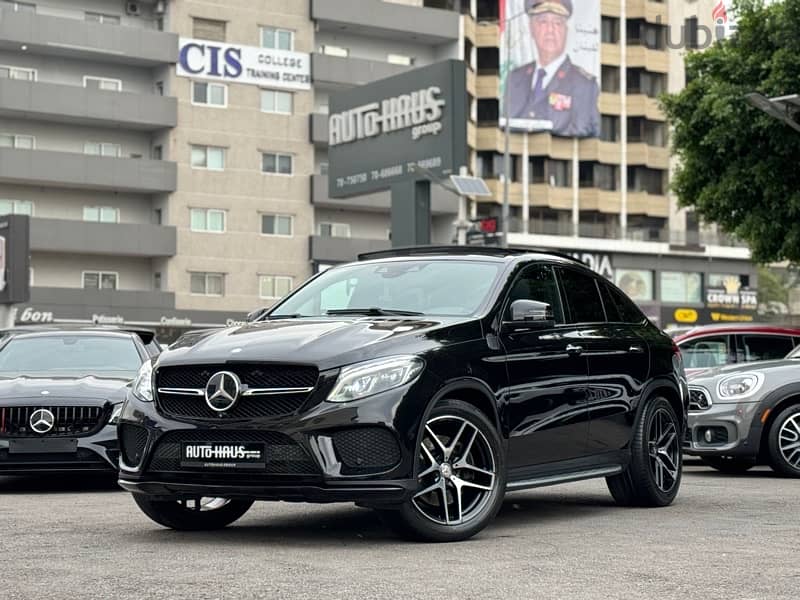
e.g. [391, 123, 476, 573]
[179, 43, 242, 78]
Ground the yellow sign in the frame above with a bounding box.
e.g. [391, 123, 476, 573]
[673, 308, 698, 323]
[710, 312, 754, 322]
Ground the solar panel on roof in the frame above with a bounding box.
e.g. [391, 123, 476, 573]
[450, 175, 492, 197]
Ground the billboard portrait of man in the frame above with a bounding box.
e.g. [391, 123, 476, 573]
[502, 0, 601, 138]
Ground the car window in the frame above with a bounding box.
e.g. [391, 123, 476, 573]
[680, 336, 731, 369]
[603, 282, 646, 323]
[740, 335, 795, 362]
[557, 267, 605, 324]
[506, 264, 564, 324]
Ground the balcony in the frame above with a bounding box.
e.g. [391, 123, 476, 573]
[626, 46, 669, 73]
[26, 287, 176, 319]
[310, 112, 329, 146]
[310, 235, 390, 264]
[0, 148, 177, 193]
[30, 219, 177, 258]
[312, 53, 411, 90]
[312, 0, 459, 43]
[311, 174, 459, 214]
[0, 6, 178, 66]
[0, 78, 177, 130]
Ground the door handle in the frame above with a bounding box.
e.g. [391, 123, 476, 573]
[628, 345, 645, 354]
[565, 344, 584, 356]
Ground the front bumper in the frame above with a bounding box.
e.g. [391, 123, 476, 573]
[0, 425, 119, 474]
[684, 400, 762, 458]
[118, 373, 439, 504]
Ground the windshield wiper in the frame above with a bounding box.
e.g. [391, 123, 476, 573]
[325, 308, 424, 317]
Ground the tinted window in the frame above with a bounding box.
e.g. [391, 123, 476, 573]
[740, 335, 795, 362]
[0, 335, 142, 377]
[680, 336, 731, 369]
[605, 283, 646, 323]
[506, 264, 564, 324]
[557, 268, 605, 323]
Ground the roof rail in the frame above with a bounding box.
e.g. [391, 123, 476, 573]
[357, 245, 584, 265]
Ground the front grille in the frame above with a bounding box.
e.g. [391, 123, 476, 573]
[120, 424, 148, 467]
[155, 364, 318, 421]
[147, 430, 319, 475]
[0, 406, 106, 438]
[332, 427, 402, 474]
[689, 388, 711, 411]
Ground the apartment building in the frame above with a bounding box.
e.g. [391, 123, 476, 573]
[0, 0, 758, 336]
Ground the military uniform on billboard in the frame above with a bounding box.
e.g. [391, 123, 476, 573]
[506, 56, 600, 138]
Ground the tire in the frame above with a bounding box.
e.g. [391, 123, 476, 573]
[700, 456, 755, 474]
[377, 399, 506, 542]
[132, 495, 254, 531]
[607, 396, 682, 507]
[766, 404, 800, 478]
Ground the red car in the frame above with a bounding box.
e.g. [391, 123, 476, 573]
[672, 324, 800, 371]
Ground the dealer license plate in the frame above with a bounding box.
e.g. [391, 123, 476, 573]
[180, 442, 266, 470]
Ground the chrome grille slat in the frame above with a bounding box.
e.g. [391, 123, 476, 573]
[0, 405, 106, 438]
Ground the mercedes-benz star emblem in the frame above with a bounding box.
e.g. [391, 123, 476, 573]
[29, 408, 55, 434]
[204, 371, 241, 413]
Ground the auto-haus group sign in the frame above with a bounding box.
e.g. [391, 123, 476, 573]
[327, 60, 467, 198]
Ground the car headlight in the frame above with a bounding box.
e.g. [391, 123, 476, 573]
[109, 403, 124, 425]
[717, 372, 765, 400]
[327, 356, 424, 403]
[132, 360, 154, 402]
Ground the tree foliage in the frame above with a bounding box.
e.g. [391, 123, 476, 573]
[662, 0, 800, 263]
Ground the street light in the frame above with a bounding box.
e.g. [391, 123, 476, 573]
[480, 8, 528, 248]
[745, 92, 800, 133]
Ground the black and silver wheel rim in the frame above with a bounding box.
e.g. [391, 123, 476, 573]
[178, 497, 230, 511]
[412, 415, 496, 526]
[778, 413, 800, 469]
[647, 408, 680, 493]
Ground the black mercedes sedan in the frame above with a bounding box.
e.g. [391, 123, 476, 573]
[0, 326, 160, 474]
[119, 247, 687, 542]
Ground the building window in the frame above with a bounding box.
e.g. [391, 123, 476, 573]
[2, 1, 36, 13]
[83, 206, 119, 223]
[85, 12, 121, 25]
[153, 272, 162, 291]
[0, 133, 35, 149]
[0, 65, 36, 81]
[83, 271, 118, 290]
[192, 81, 227, 107]
[83, 76, 122, 91]
[260, 26, 293, 50]
[84, 142, 121, 157]
[546, 160, 570, 187]
[151, 145, 163, 160]
[190, 272, 224, 296]
[261, 214, 293, 236]
[193, 17, 226, 42]
[601, 16, 619, 44]
[615, 269, 654, 302]
[259, 275, 292, 300]
[190, 145, 225, 170]
[261, 152, 293, 175]
[190, 208, 226, 233]
[661, 272, 702, 303]
[387, 54, 414, 66]
[600, 115, 619, 142]
[320, 45, 349, 58]
[260, 89, 293, 114]
[0, 199, 33, 216]
[601, 66, 620, 94]
[318, 222, 351, 238]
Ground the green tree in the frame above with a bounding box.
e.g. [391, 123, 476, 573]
[662, 0, 800, 263]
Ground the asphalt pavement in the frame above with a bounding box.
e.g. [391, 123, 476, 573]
[1, 464, 797, 600]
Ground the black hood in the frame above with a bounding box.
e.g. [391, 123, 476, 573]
[159, 316, 477, 371]
[0, 375, 132, 405]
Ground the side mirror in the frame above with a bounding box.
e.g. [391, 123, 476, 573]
[504, 300, 555, 330]
[245, 307, 269, 323]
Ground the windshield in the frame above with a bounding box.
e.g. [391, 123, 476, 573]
[0, 335, 142, 377]
[271, 260, 503, 318]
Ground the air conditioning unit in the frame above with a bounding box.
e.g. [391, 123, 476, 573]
[126, 2, 141, 16]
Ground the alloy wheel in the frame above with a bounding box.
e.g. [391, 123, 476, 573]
[412, 415, 496, 526]
[778, 413, 800, 469]
[647, 408, 680, 493]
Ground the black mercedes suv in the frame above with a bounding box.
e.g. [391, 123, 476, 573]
[118, 247, 688, 542]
